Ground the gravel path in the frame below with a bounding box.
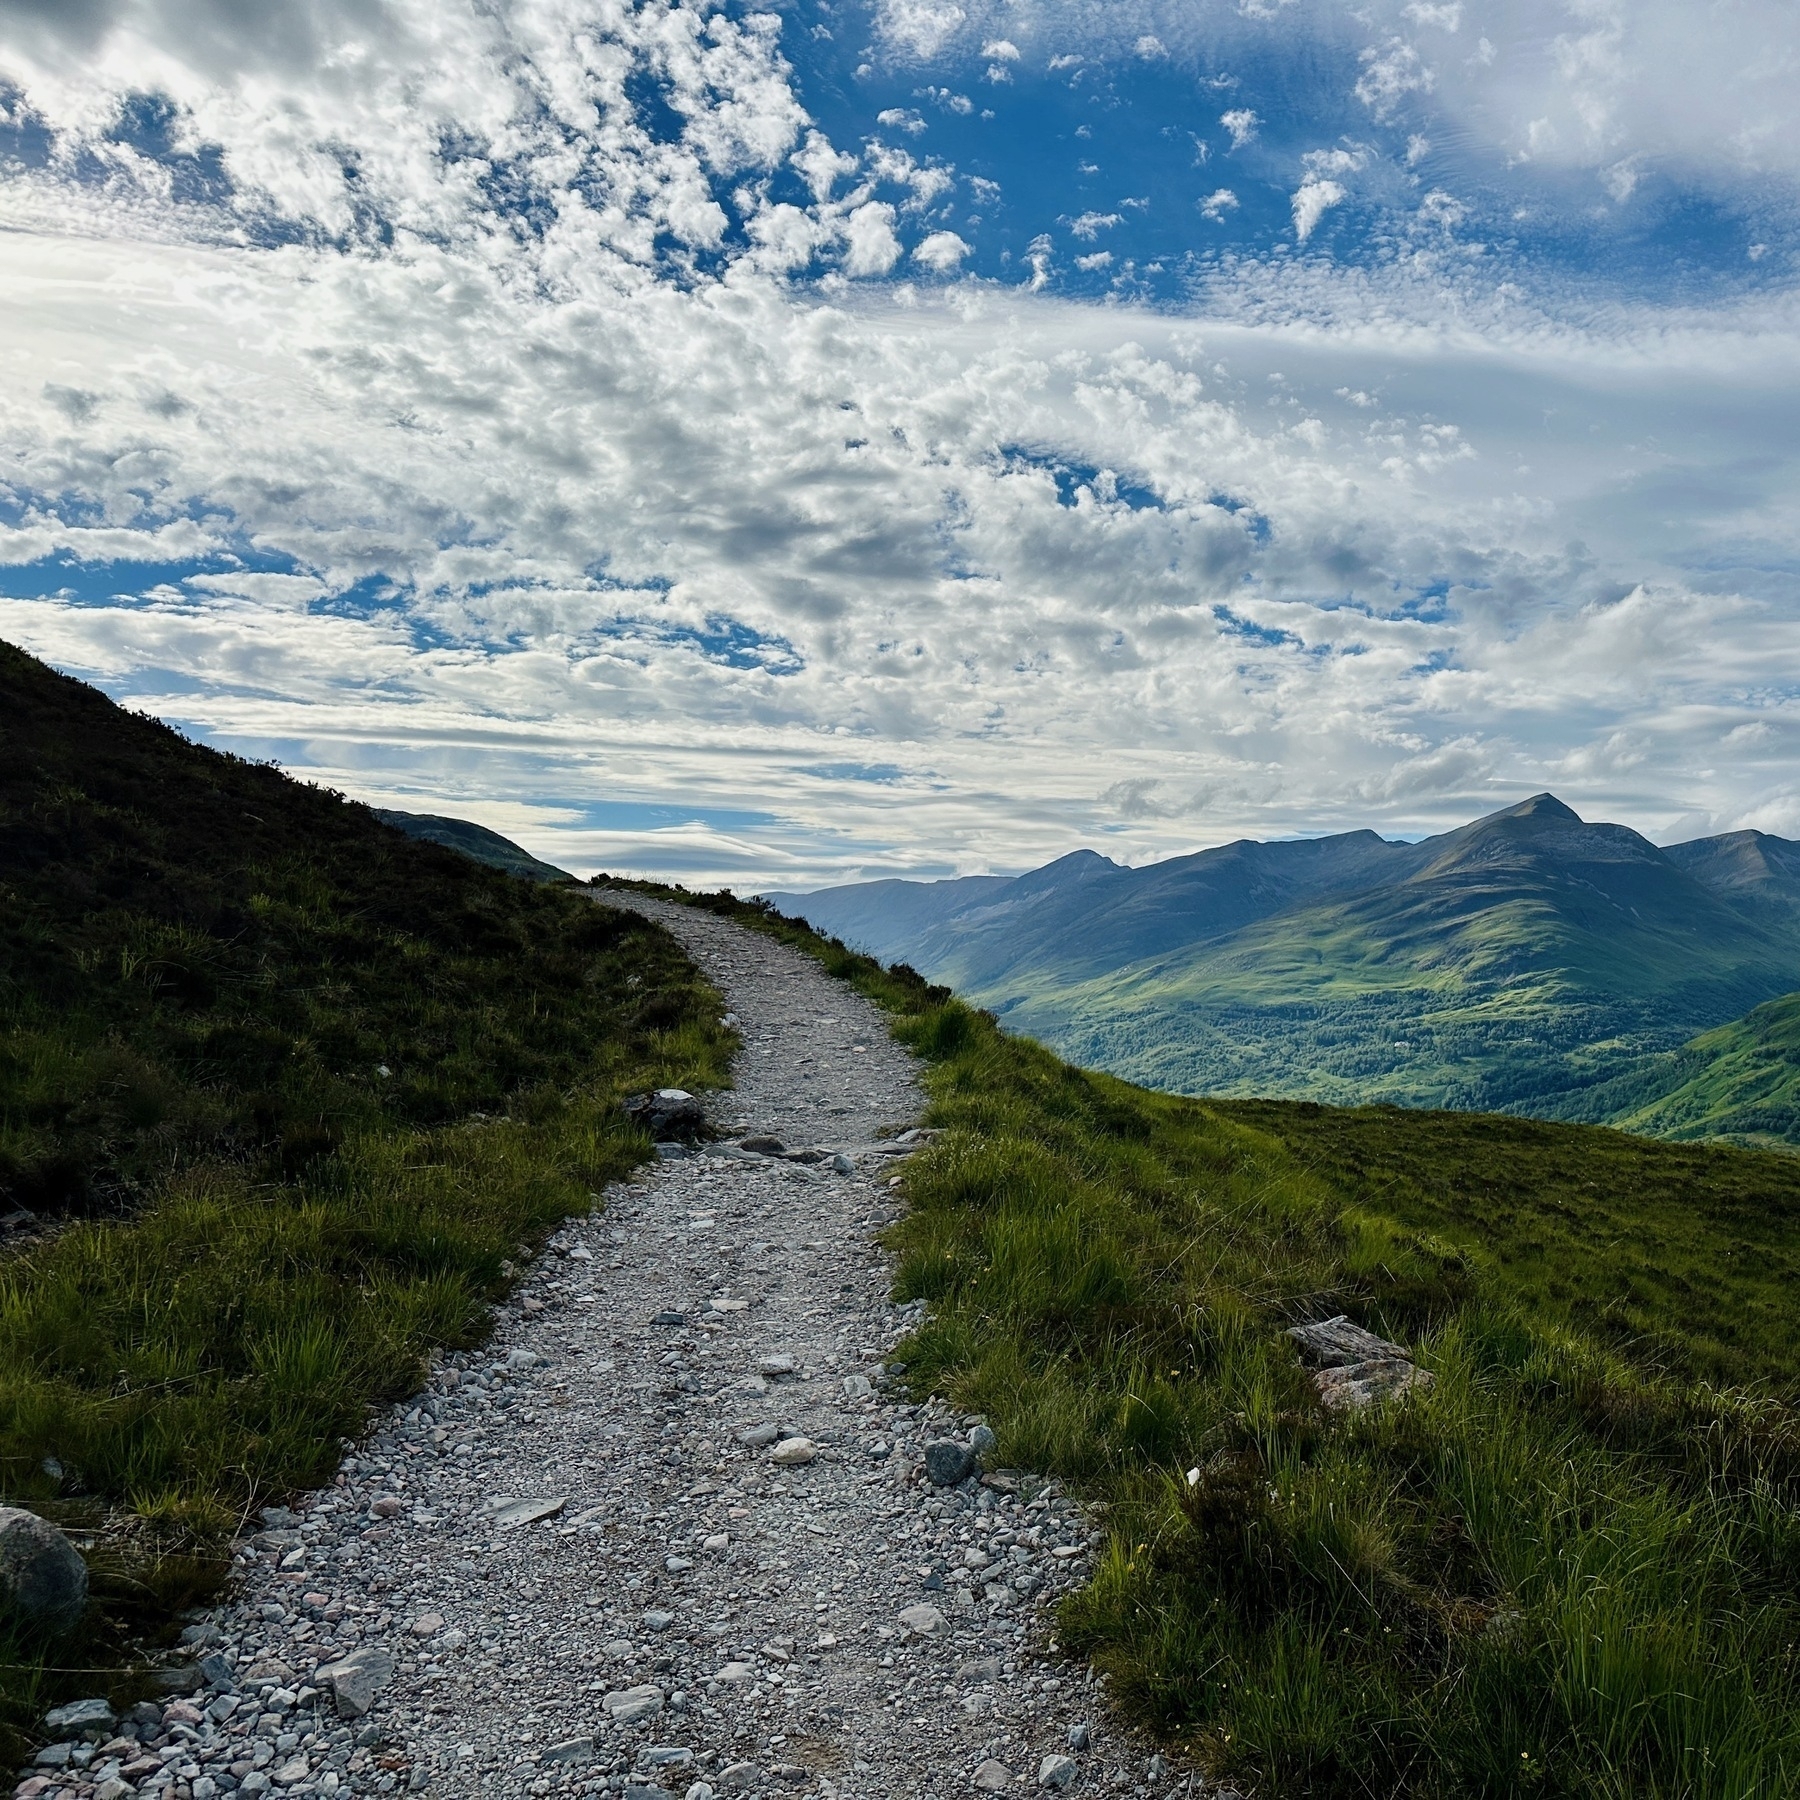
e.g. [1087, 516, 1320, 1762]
[17, 901, 1175, 1800]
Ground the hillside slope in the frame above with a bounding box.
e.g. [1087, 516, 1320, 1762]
[785, 796, 1800, 1124]
[0, 640, 728, 1738]
[375, 808, 572, 882]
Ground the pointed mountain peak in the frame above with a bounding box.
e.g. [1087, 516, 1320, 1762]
[1493, 792, 1582, 825]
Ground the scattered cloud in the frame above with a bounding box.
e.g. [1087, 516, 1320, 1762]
[1200, 188, 1240, 221]
[1220, 108, 1260, 150]
[913, 229, 970, 271]
[1292, 178, 1347, 239]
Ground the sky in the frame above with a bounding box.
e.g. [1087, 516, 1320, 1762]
[1, 0, 1797, 887]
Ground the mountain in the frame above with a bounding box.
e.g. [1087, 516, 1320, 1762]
[779, 795, 1800, 1126]
[376, 809, 572, 883]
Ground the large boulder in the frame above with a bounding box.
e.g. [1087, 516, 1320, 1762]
[0, 1507, 88, 1632]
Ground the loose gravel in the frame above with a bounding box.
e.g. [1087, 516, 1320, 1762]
[15, 899, 1193, 1800]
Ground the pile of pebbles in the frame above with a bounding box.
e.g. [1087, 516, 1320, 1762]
[14, 898, 1210, 1800]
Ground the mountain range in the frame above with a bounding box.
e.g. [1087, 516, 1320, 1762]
[775, 795, 1800, 1142]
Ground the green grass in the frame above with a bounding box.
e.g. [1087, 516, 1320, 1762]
[0, 644, 733, 1749]
[1208, 1100, 1800, 1390]
[632, 881, 1800, 1800]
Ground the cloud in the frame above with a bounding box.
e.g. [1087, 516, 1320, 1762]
[0, 0, 1796, 892]
[1067, 210, 1120, 240]
[1355, 39, 1435, 120]
[913, 229, 970, 271]
[1220, 108, 1259, 150]
[1291, 177, 1346, 239]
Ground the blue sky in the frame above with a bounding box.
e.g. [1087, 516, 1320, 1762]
[1, 1, 1798, 884]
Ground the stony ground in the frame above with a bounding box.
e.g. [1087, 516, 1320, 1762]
[16, 899, 1190, 1800]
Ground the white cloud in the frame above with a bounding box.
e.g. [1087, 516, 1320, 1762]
[841, 200, 905, 275]
[1068, 210, 1121, 240]
[1291, 177, 1347, 239]
[1356, 39, 1436, 119]
[1220, 108, 1260, 150]
[1075, 250, 1113, 270]
[980, 38, 1020, 61]
[1200, 188, 1239, 221]
[913, 229, 970, 271]
[877, 107, 928, 135]
[1134, 35, 1168, 59]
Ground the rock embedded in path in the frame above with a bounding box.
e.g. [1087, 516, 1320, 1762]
[1038, 1752, 1079, 1790]
[313, 1645, 395, 1718]
[42, 1698, 113, 1737]
[602, 1684, 666, 1726]
[625, 1088, 709, 1139]
[972, 1759, 1015, 1791]
[770, 1435, 817, 1466]
[897, 1602, 949, 1638]
[0, 1508, 88, 1633]
[924, 1439, 975, 1486]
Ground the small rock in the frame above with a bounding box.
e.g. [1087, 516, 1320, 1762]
[1311, 1358, 1433, 1412]
[483, 1495, 568, 1527]
[369, 1495, 402, 1519]
[42, 1698, 113, 1736]
[686, 1784, 717, 1800]
[716, 1662, 754, 1687]
[312, 1647, 395, 1719]
[624, 1089, 708, 1139]
[757, 1354, 797, 1379]
[739, 1137, 784, 1154]
[770, 1437, 816, 1466]
[601, 1684, 666, 1726]
[972, 1759, 1014, 1791]
[1067, 1723, 1091, 1752]
[830, 1153, 854, 1175]
[0, 1509, 89, 1633]
[653, 1310, 689, 1327]
[703, 1533, 729, 1551]
[542, 1737, 594, 1764]
[924, 1440, 974, 1486]
[969, 1424, 998, 1462]
[842, 1375, 872, 1399]
[1284, 1315, 1407, 1367]
[666, 1555, 694, 1572]
[643, 1609, 676, 1631]
[94, 1779, 132, 1800]
[272, 1754, 310, 1786]
[1038, 1753, 1078, 1791]
[897, 1602, 948, 1638]
[408, 1614, 444, 1638]
[715, 1764, 760, 1792]
[737, 1423, 781, 1449]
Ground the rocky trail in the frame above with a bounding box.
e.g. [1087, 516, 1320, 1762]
[16, 899, 1183, 1800]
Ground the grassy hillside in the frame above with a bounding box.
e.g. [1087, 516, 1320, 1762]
[375, 807, 573, 883]
[626, 880, 1800, 1799]
[1565, 991, 1800, 1148]
[0, 643, 729, 1739]
[1210, 1099, 1800, 1386]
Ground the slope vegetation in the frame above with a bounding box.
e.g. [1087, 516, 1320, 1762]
[0, 642, 727, 1736]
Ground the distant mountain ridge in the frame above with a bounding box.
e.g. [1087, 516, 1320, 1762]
[776, 796, 1800, 1134]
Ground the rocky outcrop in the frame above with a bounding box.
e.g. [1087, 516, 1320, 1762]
[1285, 1314, 1433, 1413]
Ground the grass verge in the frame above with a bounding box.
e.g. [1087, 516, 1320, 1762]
[617, 880, 1800, 1800]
